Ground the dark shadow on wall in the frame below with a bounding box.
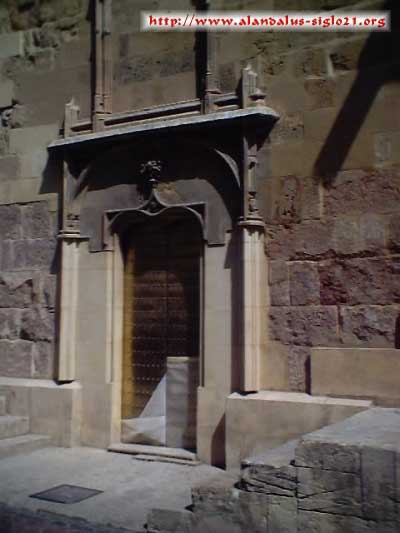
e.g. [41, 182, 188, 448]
[313, 1, 400, 186]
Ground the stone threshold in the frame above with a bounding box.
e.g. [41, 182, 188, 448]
[108, 442, 197, 463]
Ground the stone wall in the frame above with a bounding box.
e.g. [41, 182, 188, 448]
[0, 0, 399, 388]
[0, 202, 57, 378]
[251, 0, 400, 391]
[0, 0, 91, 379]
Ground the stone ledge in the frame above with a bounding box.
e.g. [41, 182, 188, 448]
[311, 348, 400, 405]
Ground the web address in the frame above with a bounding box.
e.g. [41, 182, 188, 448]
[141, 11, 390, 31]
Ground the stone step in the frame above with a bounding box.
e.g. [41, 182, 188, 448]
[108, 442, 197, 462]
[0, 434, 51, 460]
[0, 415, 29, 440]
[0, 396, 6, 416]
[133, 453, 201, 466]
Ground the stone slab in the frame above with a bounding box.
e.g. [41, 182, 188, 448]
[0, 415, 29, 440]
[108, 442, 197, 462]
[0, 434, 51, 460]
[166, 357, 198, 450]
[311, 348, 400, 405]
[0, 377, 81, 447]
[226, 391, 372, 470]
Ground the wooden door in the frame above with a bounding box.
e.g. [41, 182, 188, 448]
[122, 216, 201, 419]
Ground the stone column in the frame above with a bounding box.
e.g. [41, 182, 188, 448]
[57, 232, 82, 382]
[238, 219, 266, 392]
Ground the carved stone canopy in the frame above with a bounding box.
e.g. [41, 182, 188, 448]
[49, 105, 278, 250]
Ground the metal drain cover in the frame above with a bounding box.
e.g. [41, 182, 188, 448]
[30, 484, 102, 504]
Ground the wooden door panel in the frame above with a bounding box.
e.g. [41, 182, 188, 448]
[122, 217, 201, 419]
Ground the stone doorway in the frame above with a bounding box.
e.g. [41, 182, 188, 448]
[121, 213, 202, 450]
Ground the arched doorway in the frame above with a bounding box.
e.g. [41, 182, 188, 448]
[121, 212, 202, 450]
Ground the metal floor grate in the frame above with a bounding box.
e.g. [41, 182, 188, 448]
[30, 484, 103, 504]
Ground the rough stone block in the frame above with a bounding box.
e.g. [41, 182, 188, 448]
[270, 306, 339, 347]
[269, 260, 290, 306]
[43, 274, 57, 309]
[287, 345, 310, 392]
[32, 341, 53, 379]
[297, 466, 362, 516]
[0, 79, 13, 108]
[241, 439, 297, 497]
[304, 77, 335, 109]
[359, 214, 387, 253]
[361, 446, 397, 521]
[332, 217, 363, 255]
[323, 168, 400, 217]
[319, 258, 400, 305]
[0, 339, 33, 378]
[21, 202, 51, 239]
[0, 32, 23, 59]
[294, 48, 327, 77]
[340, 306, 398, 348]
[0, 155, 19, 182]
[266, 220, 334, 261]
[297, 510, 376, 533]
[237, 490, 269, 533]
[0, 272, 33, 308]
[0, 204, 21, 241]
[21, 306, 54, 341]
[388, 214, 400, 252]
[0, 308, 20, 340]
[9, 124, 58, 155]
[289, 262, 320, 305]
[311, 348, 400, 403]
[295, 439, 361, 473]
[18, 149, 48, 179]
[269, 114, 304, 145]
[4, 238, 56, 271]
[225, 391, 371, 470]
[268, 495, 297, 533]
